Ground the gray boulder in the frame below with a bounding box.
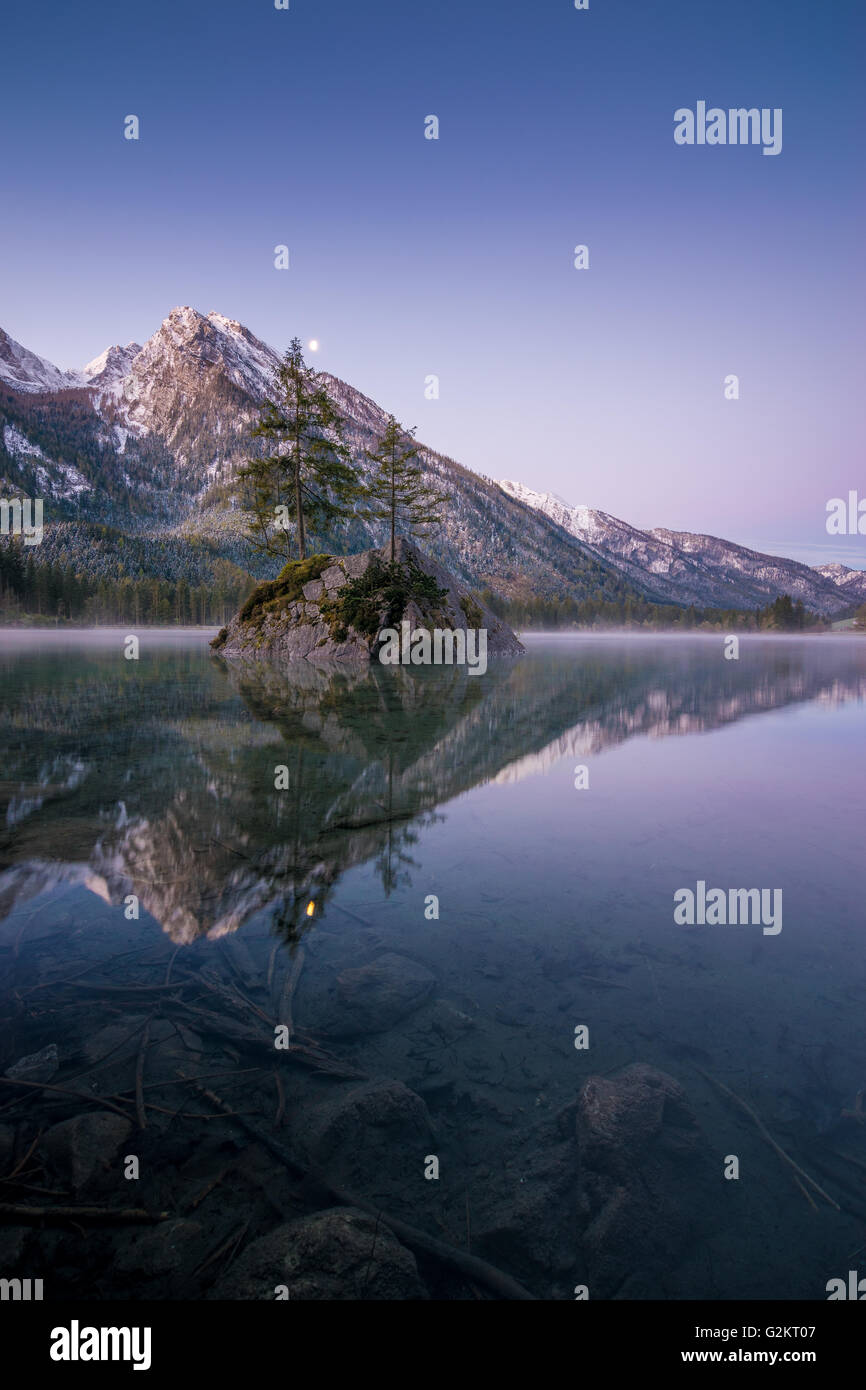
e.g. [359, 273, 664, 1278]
[306, 1079, 435, 1172]
[209, 1208, 427, 1300]
[575, 1064, 711, 1296]
[42, 1113, 132, 1192]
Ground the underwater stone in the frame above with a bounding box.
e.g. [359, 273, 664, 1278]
[5, 1042, 59, 1084]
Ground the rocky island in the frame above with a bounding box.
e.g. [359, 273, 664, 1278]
[211, 538, 524, 666]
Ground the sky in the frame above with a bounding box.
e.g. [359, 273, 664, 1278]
[1, 0, 863, 566]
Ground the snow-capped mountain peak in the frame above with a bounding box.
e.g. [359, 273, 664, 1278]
[498, 478, 856, 615]
[3, 310, 863, 619]
[0, 327, 85, 393]
[206, 311, 244, 333]
[138, 307, 279, 399]
[80, 307, 280, 444]
[814, 562, 866, 603]
[81, 342, 142, 394]
[500, 480, 648, 553]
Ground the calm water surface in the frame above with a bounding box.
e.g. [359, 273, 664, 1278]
[1, 630, 865, 1299]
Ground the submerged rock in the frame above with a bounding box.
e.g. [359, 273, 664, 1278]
[575, 1064, 711, 1296]
[305, 1079, 436, 1191]
[211, 539, 523, 665]
[42, 1113, 132, 1192]
[209, 1208, 427, 1300]
[474, 1113, 580, 1284]
[114, 1219, 204, 1280]
[577, 1062, 699, 1180]
[302, 952, 436, 1038]
[5, 1043, 59, 1084]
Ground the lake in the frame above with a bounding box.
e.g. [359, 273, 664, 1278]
[1, 629, 865, 1300]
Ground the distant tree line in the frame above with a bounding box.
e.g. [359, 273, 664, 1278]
[0, 539, 253, 625]
[1, 532, 828, 631]
[480, 589, 820, 632]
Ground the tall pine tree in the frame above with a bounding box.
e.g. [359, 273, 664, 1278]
[363, 415, 446, 564]
[239, 338, 359, 563]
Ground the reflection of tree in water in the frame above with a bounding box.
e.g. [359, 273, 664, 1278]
[3, 641, 866, 941]
[228, 663, 458, 937]
[372, 752, 447, 898]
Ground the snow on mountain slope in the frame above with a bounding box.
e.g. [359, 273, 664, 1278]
[105, 307, 281, 443]
[647, 526, 856, 611]
[38, 309, 384, 449]
[2, 423, 89, 497]
[2, 308, 861, 615]
[81, 342, 142, 399]
[814, 563, 866, 603]
[203, 312, 280, 397]
[0, 328, 86, 393]
[3, 423, 46, 460]
[0, 310, 639, 601]
[317, 372, 392, 442]
[499, 479, 852, 615]
[500, 480, 683, 578]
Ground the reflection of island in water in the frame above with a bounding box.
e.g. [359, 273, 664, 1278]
[2, 639, 866, 941]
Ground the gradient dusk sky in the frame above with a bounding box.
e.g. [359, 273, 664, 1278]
[1, 0, 863, 565]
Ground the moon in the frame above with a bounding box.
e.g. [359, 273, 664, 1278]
[308, 339, 319, 352]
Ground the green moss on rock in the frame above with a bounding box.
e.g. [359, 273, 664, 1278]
[236, 554, 334, 626]
[459, 594, 484, 629]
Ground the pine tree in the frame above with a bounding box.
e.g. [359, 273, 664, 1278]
[238, 338, 359, 563]
[363, 415, 446, 564]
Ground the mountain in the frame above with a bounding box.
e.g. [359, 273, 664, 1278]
[813, 563, 866, 605]
[0, 327, 86, 394]
[0, 309, 641, 604]
[81, 342, 142, 397]
[499, 480, 859, 616]
[0, 308, 861, 615]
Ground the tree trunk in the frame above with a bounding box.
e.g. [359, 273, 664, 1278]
[390, 446, 396, 564]
[295, 454, 305, 561]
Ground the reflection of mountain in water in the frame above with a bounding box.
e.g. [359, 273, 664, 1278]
[490, 645, 866, 783]
[2, 641, 865, 941]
